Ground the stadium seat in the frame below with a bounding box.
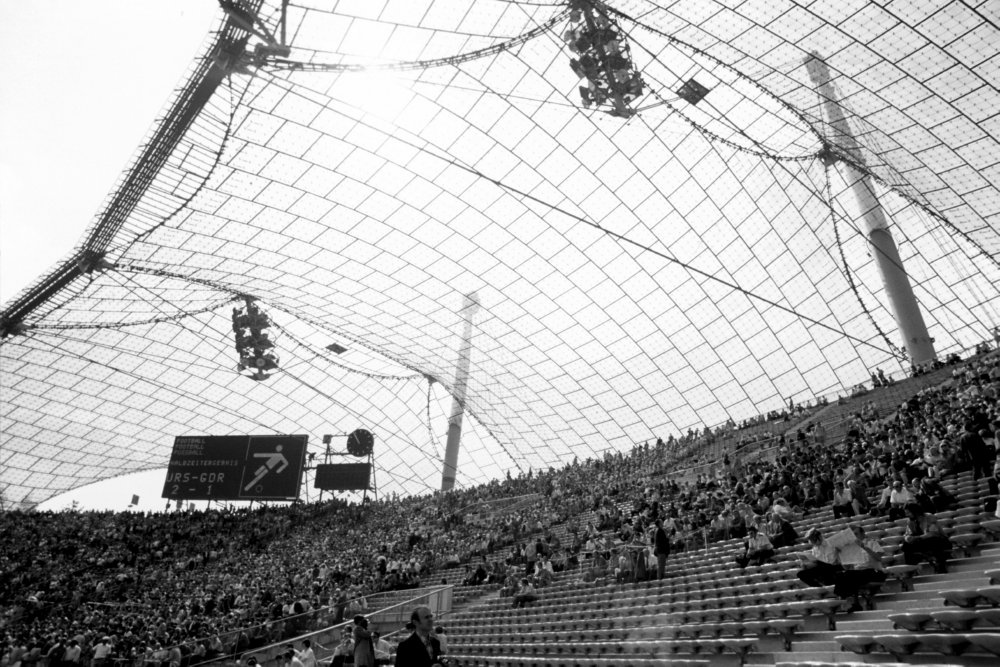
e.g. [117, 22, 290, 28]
[949, 532, 983, 556]
[967, 633, 1000, 656]
[872, 633, 921, 656]
[930, 609, 980, 631]
[981, 586, 1000, 605]
[918, 633, 970, 656]
[941, 589, 983, 607]
[835, 635, 876, 654]
[885, 564, 920, 591]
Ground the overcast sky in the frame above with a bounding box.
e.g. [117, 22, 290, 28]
[1, 1, 219, 510]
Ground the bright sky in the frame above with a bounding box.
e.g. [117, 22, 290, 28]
[0, 0, 218, 305]
[1, 1, 219, 510]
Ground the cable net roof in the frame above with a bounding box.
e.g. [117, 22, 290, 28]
[2, 0, 999, 508]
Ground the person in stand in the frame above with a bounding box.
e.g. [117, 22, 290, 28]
[296, 640, 323, 667]
[92, 638, 112, 667]
[959, 421, 993, 480]
[282, 648, 304, 667]
[535, 554, 554, 587]
[796, 529, 842, 587]
[902, 504, 952, 573]
[353, 615, 374, 667]
[329, 628, 354, 667]
[887, 480, 915, 520]
[651, 518, 671, 580]
[372, 632, 392, 663]
[512, 578, 538, 608]
[834, 525, 886, 612]
[394, 606, 443, 667]
[63, 640, 82, 667]
[432, 627, 448, 655]
[832, 482, 854, 518]
[735, 525, 774, 568]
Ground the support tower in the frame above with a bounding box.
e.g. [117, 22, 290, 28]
[806, 53, 935, 366]
[441, 292, 480, 491]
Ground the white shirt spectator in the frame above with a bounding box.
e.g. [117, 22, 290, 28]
[373, 637, 392, 661]
[890, 485, 914, 506]
[838, 538, 883, 569]
[297, 648, 316, 667]
[93, 642, 112, 661]
[810, 542, 839, 565]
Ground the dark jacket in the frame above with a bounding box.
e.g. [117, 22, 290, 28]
[652, 527, 670, 554]
[394, 633, 441, 667]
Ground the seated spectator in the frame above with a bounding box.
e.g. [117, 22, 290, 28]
[735, 526, 774, 568]
[503, 565, 523, 595]
[887, 480, 914, 519]
[796, 529, 842, 587]
[833, 525, 886, 611]
[511, 578, 537, 608]
[763, 511, 797, 549]
[913, 476, 957, 513]
[831, 482, 854, 518]
[535, 554, 554, 587]
[902, 504, 952, 572]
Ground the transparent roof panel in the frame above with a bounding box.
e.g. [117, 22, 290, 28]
[2, 0, 999, 508]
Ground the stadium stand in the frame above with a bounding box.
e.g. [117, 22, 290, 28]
[1, 347, 997, 667]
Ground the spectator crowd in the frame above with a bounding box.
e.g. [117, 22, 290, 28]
[2, 346, 997, 667]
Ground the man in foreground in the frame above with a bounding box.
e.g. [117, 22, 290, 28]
[394, 606, 444, 667]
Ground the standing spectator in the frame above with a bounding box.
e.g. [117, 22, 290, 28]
[353, 616, 374, 667]
[45, 639, 66, 667]
[651, 518, 671, 580]
[959, 421, 993, 480]
[92, 638, 112, 667]
[525, 539, 537, 575]
[814, 421, 826, 446]
[63, 641, 81, 667]
[394, 606, 442, 667]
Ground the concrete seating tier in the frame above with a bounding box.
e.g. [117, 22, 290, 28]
[836, 632, 1000, 658]
[447, 468, 998, 666]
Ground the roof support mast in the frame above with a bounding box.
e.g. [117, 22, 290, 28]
[441, 292, 480, 492]
[806, 53, 935, 366]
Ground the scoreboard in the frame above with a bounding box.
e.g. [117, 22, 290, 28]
[314, 463, 371, 491]
[162, 434, 307, 501]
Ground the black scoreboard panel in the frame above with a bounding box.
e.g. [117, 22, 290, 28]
[162, 434, 307, 500]
[314, 463, 371, 491]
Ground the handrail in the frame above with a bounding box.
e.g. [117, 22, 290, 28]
[248, 585, 454, 667]
[138, 587, 402, 667]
